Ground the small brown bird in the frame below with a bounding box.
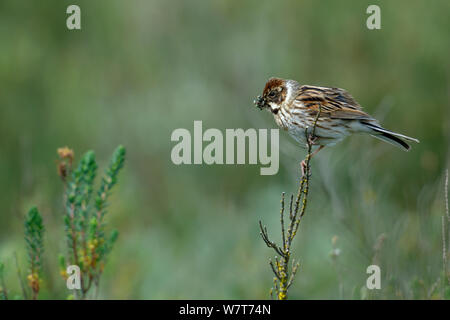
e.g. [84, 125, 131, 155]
[254, 77, 419, 167]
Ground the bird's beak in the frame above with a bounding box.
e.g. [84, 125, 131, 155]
[254, 95, 266, 110]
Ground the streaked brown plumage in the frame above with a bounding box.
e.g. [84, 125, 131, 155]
[254, 77, 419, 157]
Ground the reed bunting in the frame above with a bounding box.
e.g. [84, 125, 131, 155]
[254, 77, 419, 167]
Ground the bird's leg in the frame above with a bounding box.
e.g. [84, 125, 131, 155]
[300, 143, 324, 177]
[310, 145, 324, 158]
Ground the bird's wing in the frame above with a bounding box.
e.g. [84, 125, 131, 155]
[294, 85, 373, 120]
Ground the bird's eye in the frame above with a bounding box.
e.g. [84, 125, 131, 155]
[268, 91, 276, 98]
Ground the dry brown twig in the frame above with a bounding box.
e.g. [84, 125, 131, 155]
[259, 107, 321, 300]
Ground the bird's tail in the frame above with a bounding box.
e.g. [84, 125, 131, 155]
[362, 122, 420, 151]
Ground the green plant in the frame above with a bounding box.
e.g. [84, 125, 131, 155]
[57, 145, 125, 299]
[0, 146, 125, 300]
[24, 206, 45, 300]
[259, 108, 321, 300]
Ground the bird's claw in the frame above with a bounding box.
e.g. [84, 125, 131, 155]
[308, 135, 318, 146]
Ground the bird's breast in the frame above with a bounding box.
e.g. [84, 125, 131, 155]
[273, 107, 289, 131]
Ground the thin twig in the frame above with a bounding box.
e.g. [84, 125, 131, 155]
[280, 192, 286, 252]
[259, 106, 321, 299]
[287, 259, 300, 289]
[289, 194, 294, 221]
[269, 259, 281, 280]
[259, 221, 284, 257]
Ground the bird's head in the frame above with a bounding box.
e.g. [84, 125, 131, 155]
[254, 77, 287, 115]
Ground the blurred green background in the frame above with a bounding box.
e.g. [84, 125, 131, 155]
[0, 0, 449, 299]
